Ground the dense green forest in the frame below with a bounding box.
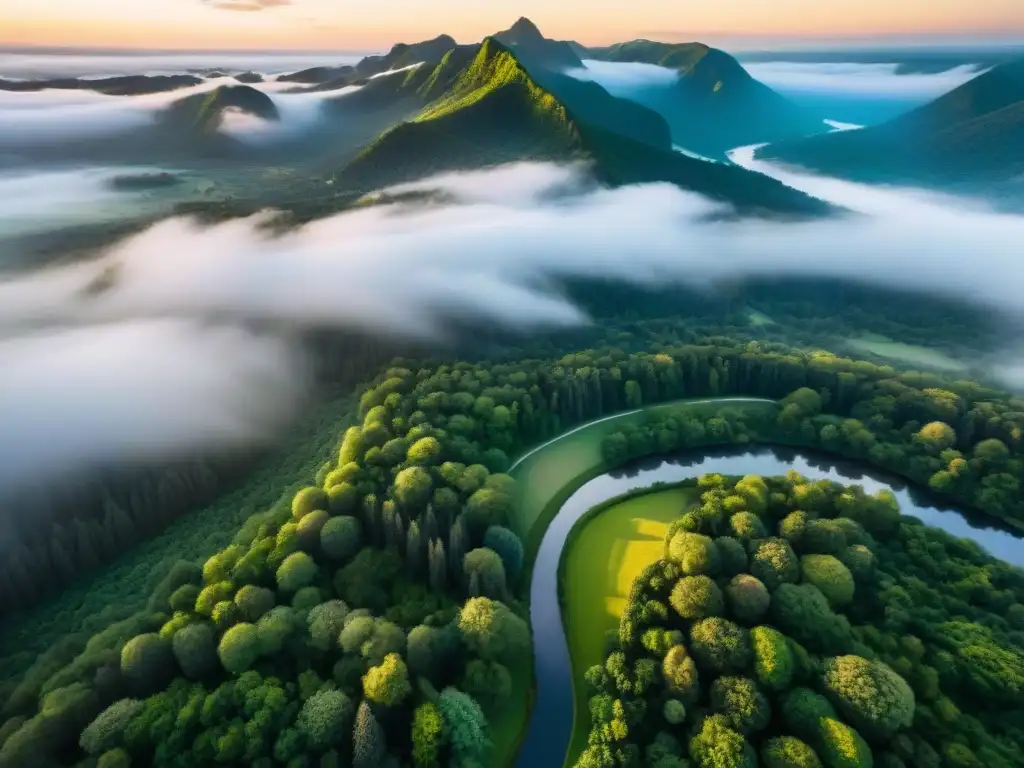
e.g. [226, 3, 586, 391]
[576, 472, 1024, 768]
[2, 323, 1024, 766]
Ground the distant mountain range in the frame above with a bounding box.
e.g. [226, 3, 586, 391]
[756, 58, 1024, 190]
[580, 39, 825, 157]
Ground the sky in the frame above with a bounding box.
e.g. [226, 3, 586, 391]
[3, 0, 1024, 51]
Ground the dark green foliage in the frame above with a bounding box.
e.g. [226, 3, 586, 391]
[306, 601, 349, 652]
[717, 536, 749, 576]
[801, 555, 856, 607]
[437, 687, 491, 767]
[710, 676, 772, 734]
[462, 548, 507, 600]
[762, 736, 823, 768]
[234, 585, 275, 622]
[782, 688, 837, 741]
[217, 623, 260, 674]
[119, 634, 173, 694]
[726, 574, 771, 625]
[352, 701, 384, 768]
[457, 597, 529, 664]
[771, 583, 850, 654]
[170, 622, 218, 680]
[296, 690, 353, 751]
[483, 526, 525, 583]
[80, 699, 143, 755]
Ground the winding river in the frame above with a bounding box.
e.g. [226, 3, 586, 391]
[514, 444, 1024, 768]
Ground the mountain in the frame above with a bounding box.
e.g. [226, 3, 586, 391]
[355, 34, 459, 76]
[756, 58, 1024, 190]
[163, 84, 280, 133]
[277, 65, 355, 84]
[494, 17, 584, 71]
[0, 74, 202, 95]
[584, 40, 825, 157]
[335, 38, 830, 217]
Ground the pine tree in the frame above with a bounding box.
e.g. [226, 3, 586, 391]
[424, 505, 439, 543]
[428, 539, 448, 593]
[392, 511, 406, 554]
[362, 494, 380, 547]
[382, 501, 398, 550]
[468, 570, 482, 598]
[406, 521, 423, 578]
[449, 515, 467, 582]
[352, 701, 385, 768]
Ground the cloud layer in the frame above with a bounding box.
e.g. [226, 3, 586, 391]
[202, 0, 290, 10]
[4, 154, 1024, 494]
[567, 60, 681, 94]
[745, 61, 986, 99]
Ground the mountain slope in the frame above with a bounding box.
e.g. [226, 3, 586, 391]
[0, 74, 203, 95]
[336, 39, 830, 216]
[585, 39, 825, 157]
[756, 58, 1024, 189]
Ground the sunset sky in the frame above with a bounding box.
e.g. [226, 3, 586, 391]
[3, 0, 1024, 51]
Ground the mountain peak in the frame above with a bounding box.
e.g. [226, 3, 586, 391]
[507, 16, 543, 40]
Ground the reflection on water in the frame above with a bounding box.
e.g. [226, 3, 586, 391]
[516, 445, 1024, 768]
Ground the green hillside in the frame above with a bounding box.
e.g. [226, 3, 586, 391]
[585, 39, 824, 157]
[336, 38, 830, 216]
[757, 58, 1024, 188]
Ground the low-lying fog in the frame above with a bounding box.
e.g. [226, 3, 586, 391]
[3, 154, 1024, 493]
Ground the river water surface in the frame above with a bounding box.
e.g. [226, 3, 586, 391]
[515, 444, 1024, 768]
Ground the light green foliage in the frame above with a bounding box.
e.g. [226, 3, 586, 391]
[815, 717, 873, 768]
[292, 486, 328, 521]
[915, 422, 956, 452]
[296, 510, 329, 551]
[663, 699, 687, 725]
[761, 736, 823, 768]
[668, 573, 724, 621]
[327, 481, 360, 515]
[668, 532, 721, 576]
[195, 581, 235, 617]
[158, 611, 192, 641]
[276, 551, 318, 592]
[211, 600, 240, 631]
[218, 623, 261, 674]
[80, 698, 143, 755]
[234, 585, 275, 622]
[751, 626, 795, 692]
[662, 645, 700, 703]
[171, 622, 218, 680]
[710, 676, 772, 734]
[779, 512, 809, 549]
[730, 512, 767, 541]
[726, 574, 771, 625]
[296, 689, 353, 750]
[822, 656, 915, 739]
[339, 616, 406, 666]
[801, 555, 855, 607]
[751, 538, 800, 591]
[119, 634, 173, 693]
[412, 702, 445, 767]
[394, 466, 433, 509]
[689, 618, 752, 675]
[363, 652, 412, 706]
[408, 437, 442, 465]
[168, 584, 199, 614]
[98, 747, 131, 768]
[457, 597, 529, 663]
[688, 713, 757, 768]
[307, 601, 350, 652]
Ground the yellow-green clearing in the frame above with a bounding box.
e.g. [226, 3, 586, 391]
[846, 333, 967, 373]
[561, 487, 698, 765]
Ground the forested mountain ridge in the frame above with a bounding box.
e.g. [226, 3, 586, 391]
[335, 37, 832, 216]
[582, 39, 826, 157]
[757, 57, 1024, 189]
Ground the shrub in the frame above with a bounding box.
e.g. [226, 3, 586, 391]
[667, 532, 721, 576]
[168, 584, 199, 613]
[730, 512, 767, 541]
[276, 552, 318, 593]
[781, 688, 836, 741]
[688, 713, 757, 768]
[320, 516, 363, 562]
[363, 653, 412, 706]
[296, 689, 353, 750]
[195, 581, 234, 617]
[663, 699, 687, 725]
[816, 717, 873, 768]
[460, 659, 512, 709]
[437, 687, 491, 767]
[662, 645, 700, 704]
[822, 656, 915, 739]
[327, 481, 360, 517]
[710, 676, 771, 734]
[771, 583, 850, 654]
[483, 526, 525, 582]
[689, 618, 751, 675]
[307, 601, 350, 652]
[171, 622, 219, 680]
[411, 702, 445, 768]
[234, 585, 275, 622]
[717, 536, 749, 576]
[218, 623, 261, 674]
[296, 509, 330, 551]
[462, 548, 508, 600]
[761, 736, 823, 768]
[670, 576, 725, 620]
[837, 546, 875, 584]
[804, 520, 848, 556]
[751, 538, 800, 591]
[726, 574, 771, 625]
[801, 555, 856, 607]
[98, 748, 131, 768]
[256, 607, 298, 655]
[292, 486, 329, 521]
[779, 511, 809, 549]
[751, 626, 795, 692]
[119, 634, 174, 694]
[292, 586, 322, 612]
[80, 699, 143, 755]
[211, 600, 240, 632]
